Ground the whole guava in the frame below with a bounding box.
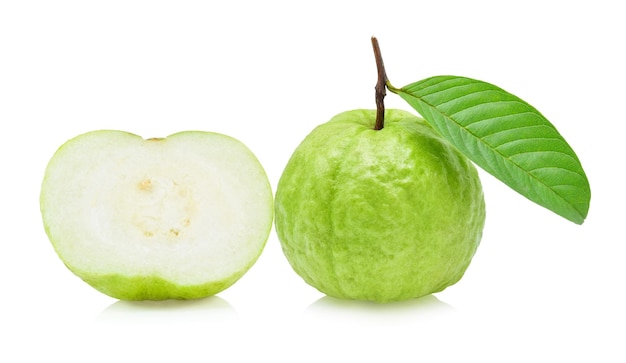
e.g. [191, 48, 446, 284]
[274, 109, 486, 302]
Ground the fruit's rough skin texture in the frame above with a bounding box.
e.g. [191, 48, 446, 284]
[275, 109, 486, 303]
[41, 130, 273, 300]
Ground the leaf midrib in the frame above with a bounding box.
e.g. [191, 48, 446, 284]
[398, 87, 584, 219]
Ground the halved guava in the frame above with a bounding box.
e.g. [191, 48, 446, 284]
[41, 130, 273, 300]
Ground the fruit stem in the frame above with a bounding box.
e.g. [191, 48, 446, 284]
[371, 36, 388, 131]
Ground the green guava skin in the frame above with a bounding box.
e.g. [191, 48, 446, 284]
[64, 263, 251, 301]
[274, 109, 486, 303]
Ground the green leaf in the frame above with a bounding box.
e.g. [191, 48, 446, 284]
[391, 76, 590, 224]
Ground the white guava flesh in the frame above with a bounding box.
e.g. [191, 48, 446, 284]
[40, 130, 273, 300]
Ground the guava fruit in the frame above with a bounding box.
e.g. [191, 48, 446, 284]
[274, 109, 486, 303]
[40, 130, 273, 300]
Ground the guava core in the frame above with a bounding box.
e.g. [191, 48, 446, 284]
[274, 109, 486, 302]
[40, 130, 273, 300]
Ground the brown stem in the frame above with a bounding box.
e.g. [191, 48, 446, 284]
[371, 36, 388, 130]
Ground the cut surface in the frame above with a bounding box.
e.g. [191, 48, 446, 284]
[41, 130, 273, 300]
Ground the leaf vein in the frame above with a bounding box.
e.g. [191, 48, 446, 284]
[399, 86, 588, 221]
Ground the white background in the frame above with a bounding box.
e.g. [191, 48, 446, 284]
[1, 1, 624, 361]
